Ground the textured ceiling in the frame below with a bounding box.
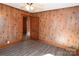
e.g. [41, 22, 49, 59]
[4, 3, 79, 13]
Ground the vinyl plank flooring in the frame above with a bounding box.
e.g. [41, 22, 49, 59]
[0, 38, 72, 56]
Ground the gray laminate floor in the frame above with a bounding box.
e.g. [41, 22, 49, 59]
[0, 37, 72, 56]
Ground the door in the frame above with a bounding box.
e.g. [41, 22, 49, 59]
[30, 16, 39, 40]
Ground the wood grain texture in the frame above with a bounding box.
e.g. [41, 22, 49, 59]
[30, 16, 39, 40]
[32, 6, 79, 50]
[0, 3, 30, 47]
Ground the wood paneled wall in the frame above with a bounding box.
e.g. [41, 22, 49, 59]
[30, 16, 39, 40]
[0, 4, 30, 47]
[32, 6, 79, 50]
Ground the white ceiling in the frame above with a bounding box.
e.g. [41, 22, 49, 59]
[3, 3, 79, 13]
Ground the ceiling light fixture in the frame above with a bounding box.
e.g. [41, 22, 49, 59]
[25, 3, 34, 12]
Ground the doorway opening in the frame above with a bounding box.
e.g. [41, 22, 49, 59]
[23, 16, 27, 35]
[23, 16, 30, 39]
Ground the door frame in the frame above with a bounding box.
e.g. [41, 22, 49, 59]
[21, 13, 32, 40]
